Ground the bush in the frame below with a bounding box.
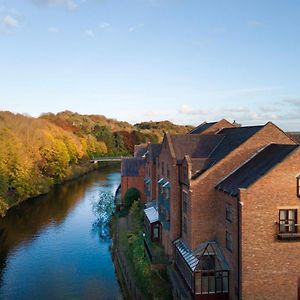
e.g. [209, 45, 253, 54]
[124, 188, 140, 209]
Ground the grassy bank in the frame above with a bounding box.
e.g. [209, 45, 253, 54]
[112, 201, 172, 300]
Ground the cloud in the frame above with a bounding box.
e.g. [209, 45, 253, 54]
[99, 22, 110, 30]
[2, 15, 18, 28]
[48, 27, 60, 33]
[248, 20, 263, 28]
[85, 29, 95, 38]
[144, 111, 162, 117]
[129, 23, 144, 33]
[179, 105, 208, 115]
[283, 98, 300, 107]
[33, 0, 78, 10]
[223, 107, 249, 113]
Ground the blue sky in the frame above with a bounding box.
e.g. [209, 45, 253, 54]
[0, 0, 300, 130]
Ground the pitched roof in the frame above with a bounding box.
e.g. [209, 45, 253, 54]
[144, 206, 159, 223]
[148, 143, 161, 160]
[189, 121, 217, 134]
[121, 158, 145, 176]
[134, 144, 148, 158]
[216, 144, 299, 196]
[170, 134, 224, 161]
[287, 132, 300, 144]
[202, 125, 264, 172]
[174, 239, 229, 272]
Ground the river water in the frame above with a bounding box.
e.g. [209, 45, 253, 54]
[0, 164, 123, 300]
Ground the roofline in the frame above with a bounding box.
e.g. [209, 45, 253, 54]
[191, 123, 268, 181]
[215, 143, 270, 188]
[238, 144, 299, 193]
[216, 144, 299, 196]
[189, 121, 207, 134]
[266, 121, 297, 144]
[164, 133, 176, 159]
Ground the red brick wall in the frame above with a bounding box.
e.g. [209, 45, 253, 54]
[189, 122, 295, 252]
[121, 165, 146, 203]
[157, 135, 180, 256]
[240, 147, 300, 300]
[215, 192, 240, 300]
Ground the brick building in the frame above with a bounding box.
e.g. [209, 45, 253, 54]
[121, 119, 300, 299]
[171, 122, 298, 300]
[144, 144, 161, 203]
[120, 144, 148, 204]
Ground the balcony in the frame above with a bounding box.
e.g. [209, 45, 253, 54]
[277, 232, 300, 240]
[277, 223, 300, 241]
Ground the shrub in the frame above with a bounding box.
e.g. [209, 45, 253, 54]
[124, 188, 140, 209]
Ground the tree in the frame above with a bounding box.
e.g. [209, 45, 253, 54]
[124, 188, 140, 209]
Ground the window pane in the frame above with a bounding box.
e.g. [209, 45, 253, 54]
[202, 276, 209, 294]
[216, 276, 223, 293]
[195, 273, 202, 294]
[208, 275, 215, 293]
[288, 220, 295, 232]
[279, 221, 286, 233]
[223, 276, 229, 292]
[289, 210, 295, 220]
[280, 210, 286, 220]
[153, 227, 159, 238]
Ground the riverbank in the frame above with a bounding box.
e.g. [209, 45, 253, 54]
[0, 165, 123, 299]
[111, 201, 172, 300]
[0, 160, 119, 217]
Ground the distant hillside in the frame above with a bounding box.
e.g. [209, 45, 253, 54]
[0, 111, 192, 216]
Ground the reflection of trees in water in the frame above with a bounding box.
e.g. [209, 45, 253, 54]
[91, 191, 116, 241]
[0, 164, 120, 289]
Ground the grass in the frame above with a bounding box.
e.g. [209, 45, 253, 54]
[115, 201, 172, 300]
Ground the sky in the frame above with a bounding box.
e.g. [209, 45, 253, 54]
[0, 0, 300, 130]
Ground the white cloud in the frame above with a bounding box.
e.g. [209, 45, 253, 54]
[99, 22, 110, 30]
[34, 0, 78, 10]
[144, 111, 162, 117]
[48, 27, 60, 33]
[284, 98, 300, 107]
[85, 29, 95, 38]
[2, 15, 18, 28]
[179, 105, 208, 115]
[129, 23, 144, 33]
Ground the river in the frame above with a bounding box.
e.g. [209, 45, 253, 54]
[0, 164, 123, 300]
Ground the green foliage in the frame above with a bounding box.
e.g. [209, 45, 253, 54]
[124, 188, 140, 209]
[120, 201, 172, 299]
[129, 201, 143, 233]
[0, 110, 191, 215]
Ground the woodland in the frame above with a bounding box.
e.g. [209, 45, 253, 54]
[0, 111, 192, 216]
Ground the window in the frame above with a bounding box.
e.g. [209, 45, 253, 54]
[226, 231, 233, 252]
[279, 209, 297, 233]
[183, 166, 188, 183]
[183, 192, 188, 213]
[297, 177, 300, 197]
[183, 216, 187, 234]
[225, 203, 232, 222]
[164, 187, 170, 199]
[153, 224, 160, 239]
[165, 209, 170, 221]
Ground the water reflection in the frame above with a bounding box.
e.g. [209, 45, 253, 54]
[92, 191, 115, 241]
[0, 164, 122, 300]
